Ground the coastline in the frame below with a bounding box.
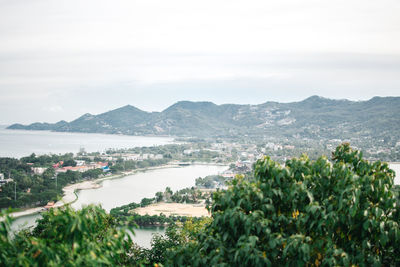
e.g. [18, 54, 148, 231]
[4, 180, 103, 219]
[3, 128, 177, 139]
[4, 162, 227, 219]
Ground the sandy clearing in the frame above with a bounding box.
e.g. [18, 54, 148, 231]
[133, 202, 210, 217]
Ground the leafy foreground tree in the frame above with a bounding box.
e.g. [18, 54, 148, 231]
[169, 144, 400, 266]
[134, 219, 211, 265]
[0, 205, 138, 266]
[1, 144, 399, 266]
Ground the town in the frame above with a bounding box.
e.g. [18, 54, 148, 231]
[1, 136, 399, 211]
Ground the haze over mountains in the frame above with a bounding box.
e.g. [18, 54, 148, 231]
[8, 96, 400, 141]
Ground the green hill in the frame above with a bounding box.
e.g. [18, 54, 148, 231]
[8, 96, 400, 141]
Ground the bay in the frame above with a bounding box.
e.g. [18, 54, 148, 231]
[0, 128, 174, 158]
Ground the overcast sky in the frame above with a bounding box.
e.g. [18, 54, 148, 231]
[0, 0, 399, 124]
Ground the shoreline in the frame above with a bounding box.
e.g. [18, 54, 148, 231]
[3, 128, 177, 139]
[4, 162, 227, 219]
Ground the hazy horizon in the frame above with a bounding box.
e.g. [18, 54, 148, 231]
[1, 0, 399, 124]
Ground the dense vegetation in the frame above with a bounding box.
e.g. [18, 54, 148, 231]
[108, 158, 170, 173]
[195, 175, 228, 188]
[1, 144, 399, 266]
[169, 144, 400, 266]
[133, 219, 211, 265]
[0, 154, 104, 209]
[0, 205, 137, 266]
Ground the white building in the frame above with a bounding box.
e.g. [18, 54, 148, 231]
[75, 160, 86, 166]
[32, 167, 47, 175]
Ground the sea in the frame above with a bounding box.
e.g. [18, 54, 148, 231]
[0, 127, 174, 158]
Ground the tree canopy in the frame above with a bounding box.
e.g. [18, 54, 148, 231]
[1, 144, 399, 266]
[170, 143, 400, 266]
[0, 205, 136, 266]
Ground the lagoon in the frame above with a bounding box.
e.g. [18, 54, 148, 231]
[11, 164, 228, 247]
[71, 165, 227, 212]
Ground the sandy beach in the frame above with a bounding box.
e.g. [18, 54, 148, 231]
[133, 202, 211, 217]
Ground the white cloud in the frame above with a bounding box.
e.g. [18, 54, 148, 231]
[0, 0, 399, 124]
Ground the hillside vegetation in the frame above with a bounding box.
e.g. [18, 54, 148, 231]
[8, 96, 400, 142]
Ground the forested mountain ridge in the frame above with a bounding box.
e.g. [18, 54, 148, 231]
[8, 96, 400, 141]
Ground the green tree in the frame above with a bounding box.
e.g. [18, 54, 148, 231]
[62, 159, 76, 167]
[143, 218, 211, 265]
[155, 191, 164, 202]
[140, 197, 154, 207]
[170, 144, 400, 266]
[0, 205, 137, 266]
[42, 167, 55, 180]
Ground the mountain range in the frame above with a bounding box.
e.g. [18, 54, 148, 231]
[8, 96, 400, 141]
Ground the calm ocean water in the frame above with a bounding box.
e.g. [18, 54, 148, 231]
[0, 128, 174, 158]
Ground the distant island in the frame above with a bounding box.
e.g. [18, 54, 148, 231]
[8, 96, 400, 143]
